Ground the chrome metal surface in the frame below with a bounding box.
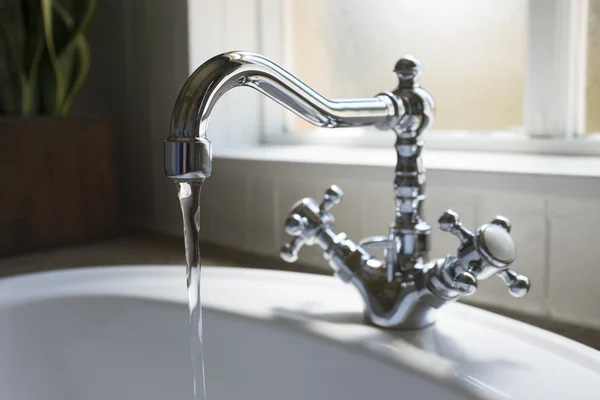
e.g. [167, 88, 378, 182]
[163, 50, 530, 330]
[165, 51, 402, 179]
[274, 56, 530, 329]
[389, 55, 434, 273]
[436, 210, 529, 298]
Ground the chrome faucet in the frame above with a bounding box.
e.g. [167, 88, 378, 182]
[165, 51, 530, 330]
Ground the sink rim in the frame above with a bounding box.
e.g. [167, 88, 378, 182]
[1, 265, 599, 400]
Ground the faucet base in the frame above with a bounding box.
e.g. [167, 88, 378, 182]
[363, 303, 440, 330]
[351, 260, 450, 330]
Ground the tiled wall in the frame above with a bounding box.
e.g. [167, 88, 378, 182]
[164, 156, 600, 330]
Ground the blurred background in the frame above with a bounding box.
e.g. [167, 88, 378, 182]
[2, 0, 600, 347]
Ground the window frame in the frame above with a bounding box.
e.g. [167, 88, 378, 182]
[255, 0, 598, 155]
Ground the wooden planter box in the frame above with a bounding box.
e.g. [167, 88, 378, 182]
[0, 117, 119, 256]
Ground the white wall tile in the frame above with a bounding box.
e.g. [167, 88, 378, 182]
[548, 197, 600, 328]
[199, 181, 216, 242]
[464, 193, 547, 315]
[361, 181, 394, 238]
[244, 177, 277, 256]
[200, 173, 248, 247]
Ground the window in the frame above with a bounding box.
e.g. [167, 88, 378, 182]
[588, 0, 600, 134]
[289, 0, 525, 133]
[257, 0, 600, 153]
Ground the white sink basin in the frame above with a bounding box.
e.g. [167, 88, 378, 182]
[0, 266, 599, 400]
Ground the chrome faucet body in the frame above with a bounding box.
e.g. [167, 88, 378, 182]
[165, 51, 530, 330]
[165, 52, 400, 180]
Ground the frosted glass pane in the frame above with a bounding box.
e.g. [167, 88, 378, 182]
[289, 0, 526, 132]
[588, 0, 600, 133]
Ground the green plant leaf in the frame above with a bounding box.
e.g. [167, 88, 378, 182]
[21, 0, 44, 115]
[37, 50, 56, 114]
[41, 0, 67, 114]
[1, 0, 96, 116]
[0, 35, 19, 114]
[70, 0, 96, 40]
[51, 2, 75, 94]
[52, 0, 95, 116]
[0, 0, 26, 114]
[0, 0, 25, 73]
[0, 28, 20, 114]
[59, 34, 89, 116]
[23, 0, 44, 71]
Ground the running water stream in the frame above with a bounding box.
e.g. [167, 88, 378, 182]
[177, 180, 206, 400]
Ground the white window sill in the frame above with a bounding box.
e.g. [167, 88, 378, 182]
[214, 144, 600, 179]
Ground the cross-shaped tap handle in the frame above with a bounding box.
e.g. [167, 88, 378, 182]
[280, 185, 344, 263]
[438, 210, 474, 244]
[281, 237, 305, 263]
[438, 210, 530, 298]
[320, 185, 343, 213]
[497, 269, 530, 298]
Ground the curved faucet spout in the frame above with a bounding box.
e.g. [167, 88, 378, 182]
[165, 51, 399, 179]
